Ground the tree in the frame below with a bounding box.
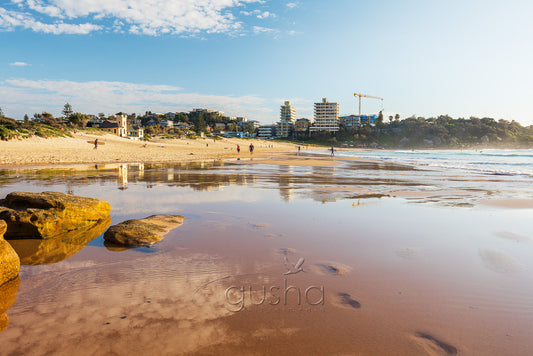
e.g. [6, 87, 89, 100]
[40, 112, 59, 126]
[24, 114, 29, 122]
[195, 113, 206, 133]
[68, 112, 89, 127]
[62, 102, 73, 120]
[375, 111, 384, 127]
[0, 107, 3, 117]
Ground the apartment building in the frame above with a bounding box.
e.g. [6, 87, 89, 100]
[310, 98, 340, 133]
[277, 101, 296, 138]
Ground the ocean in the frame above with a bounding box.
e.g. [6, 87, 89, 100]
[335, 148, 533, 177]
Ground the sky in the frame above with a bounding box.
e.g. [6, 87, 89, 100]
[1, 0, 532, 125]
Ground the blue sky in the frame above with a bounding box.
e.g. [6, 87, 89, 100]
[1, 0, 532, 125]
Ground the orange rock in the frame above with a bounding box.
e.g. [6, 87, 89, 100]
[104, 214, 185, 248]
[0, 220, 20, 286]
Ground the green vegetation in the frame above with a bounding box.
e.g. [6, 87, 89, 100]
[298, 115, 533, 149]
[0, 116, 72, 140]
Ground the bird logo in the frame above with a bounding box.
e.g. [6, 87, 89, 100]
[284, 257, 305, 275]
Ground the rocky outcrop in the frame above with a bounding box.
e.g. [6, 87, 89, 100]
[0, 191, 111, 239]
[0, 276, 20, 332]
[0, 220, 20, 287]
[8, 217, 111, 265]
[104, 214, 185, 248]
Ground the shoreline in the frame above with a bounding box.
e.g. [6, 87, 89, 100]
[0, 132, 317, 169]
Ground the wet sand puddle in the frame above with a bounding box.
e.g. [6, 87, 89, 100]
[1, 155, 533, 355]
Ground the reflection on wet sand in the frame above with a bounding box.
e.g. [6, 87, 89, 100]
[0, 277, 20, 332]
[0, 156, 501, 208]
[0, 251, 238, 355]
[8, 217, 111, 265]
[0, 153, 532, 354]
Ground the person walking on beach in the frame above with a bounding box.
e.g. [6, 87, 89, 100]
[94, 139, 98, 150]
[249, 143, 254, 154]
[237, 145, 240, 154]
[330, 145, 335, 157]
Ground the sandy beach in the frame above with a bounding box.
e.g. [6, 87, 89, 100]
[0, 132, 307, 167]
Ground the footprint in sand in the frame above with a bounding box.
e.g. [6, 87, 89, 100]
[411, 331, 458, 356]
[265, 233, 284, 238]
[279, 247, 295, 256]
[479, 249, 520, 273]
[396, 247, 421, 260]
[253, 223, 268, 228]
[315, 262, 351, 276]
[494, 231, 531, 243]
[337, 292, 361, 309]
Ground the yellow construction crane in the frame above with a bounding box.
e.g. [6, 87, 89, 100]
[353, 93, 384, 116]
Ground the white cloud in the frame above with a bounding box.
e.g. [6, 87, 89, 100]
[252, 26, 274, 34]
[1, 0, 266, 35]
[26, 0, 63, 18]
[256, 11, 275, 19]
[0, 78, 275, 123]
[286, 2, 299, 9]
[9, 61, 29, 66]
[0, 7, 101, 34]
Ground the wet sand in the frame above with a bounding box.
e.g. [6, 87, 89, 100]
[1, 155, 532, 355]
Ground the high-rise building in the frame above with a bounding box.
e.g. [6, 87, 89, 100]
[278, 101, 296, 137]
[310, 98, 340, 133]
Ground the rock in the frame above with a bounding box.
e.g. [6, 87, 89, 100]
[481, 135, 490, 143]
[0, 191, 111, 239]
[8, 217, 110, 265]
[104, 214, 185, 248]
[0, 220, 20, 287]
[0, 276, 20, 332]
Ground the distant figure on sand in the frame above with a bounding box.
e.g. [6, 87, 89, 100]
[330, 145, 334, 156]
[249, 143, 254, 154]
[237, 145, 240, 153]
[94, 139, 98, 150]
[298, 146, 301, 154]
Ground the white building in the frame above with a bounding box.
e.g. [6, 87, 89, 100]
[246, 120, 261, 130]
[277, 101, 296, 138]
[160, 119, 174, 128]
[115, 112, 128, 137]
[310, 98, 340, 133]
[258, 125, 276, 139]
